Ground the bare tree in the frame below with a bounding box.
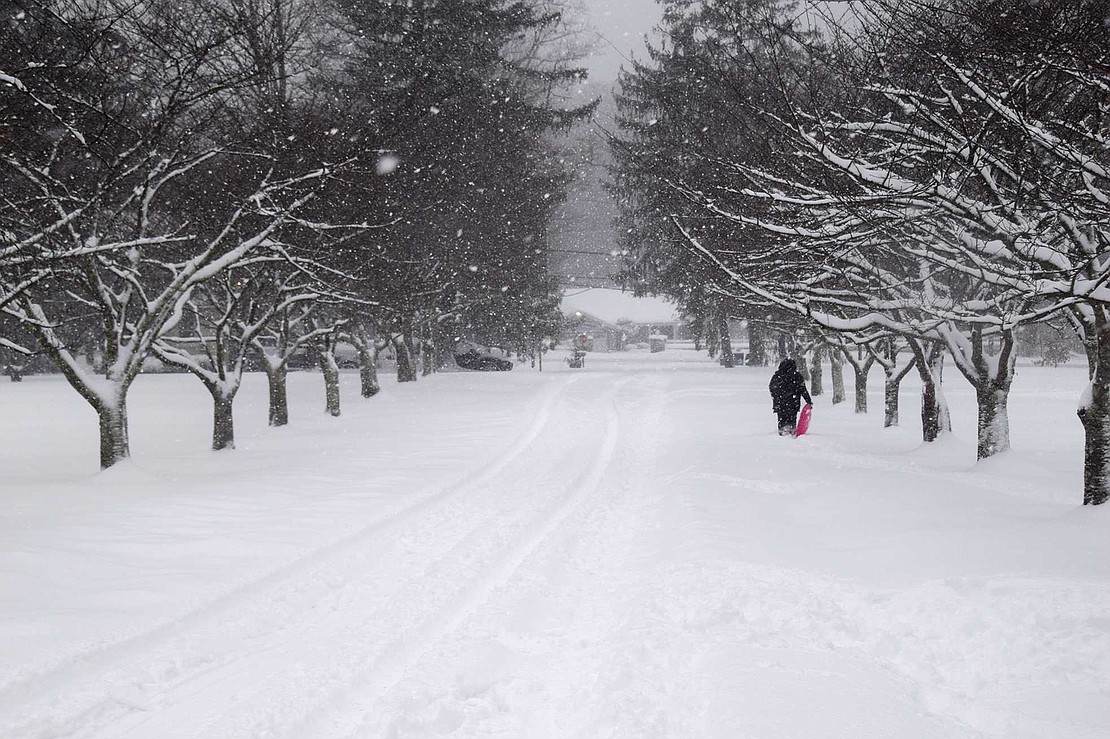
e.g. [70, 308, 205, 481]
[1, 1, 350, 466]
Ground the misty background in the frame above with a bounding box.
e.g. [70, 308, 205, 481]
[549, 0, 675, 322]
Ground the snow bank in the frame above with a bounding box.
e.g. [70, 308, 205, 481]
[0, 348, 1106, 737]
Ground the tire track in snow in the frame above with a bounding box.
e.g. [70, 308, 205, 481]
[346, 373, 674, 739]
[164, 375, 625, 739]
[378, 372, 706, 739]
[0, 375, 580, 739]
[293, 379, 626, 739]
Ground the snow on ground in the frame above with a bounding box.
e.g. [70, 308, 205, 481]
[1, 344, 1107, 738]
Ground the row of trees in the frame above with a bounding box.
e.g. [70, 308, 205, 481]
[1, 0, 590, 467]
[611, 0, 1110, 505]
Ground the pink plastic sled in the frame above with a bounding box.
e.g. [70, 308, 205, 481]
[795, 404, 812, 437]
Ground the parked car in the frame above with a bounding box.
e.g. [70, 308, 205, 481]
[454, 342, 513, 371]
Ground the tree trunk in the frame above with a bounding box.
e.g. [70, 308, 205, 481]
[797, 350, 811, 383]
[809, 346, 824, 396]
[1079, 395, 1110, 505]
[830, 348, 845, 405]
[932, 350, 953, 436]
[747, 319, 767, 366]
[946, 326, 1016, 460]
[319, 346, 341, 417]
[394, 335, 417, 383]
[910, 340, 950, 443]
[871, 338, 914, 428]
[854, 363, 868, 413]
[706, 318, 719, 358]
[842, 349, 876, 414]
[974, 333, 1015, 460]
[1065, 306, 1097, 380]
[358, 346, 381, 398]
[1079, 307, 1110, 505]
[265, 362, 289, 427]
[21, 300, 138, 470]
[211, 391, 236, 451]
[422, 339, 436, 377]
[718, 312, 735, 368]
[884, 372, 899, 427]
[347, 323, 382, 398]
[975, 386, 1010, 459]
[97, 400, 130, 469]
[1084, 340, 1098, 380]
[920, 377, 943, 442]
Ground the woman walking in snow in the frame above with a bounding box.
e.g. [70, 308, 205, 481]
[769, 359, 812, 436]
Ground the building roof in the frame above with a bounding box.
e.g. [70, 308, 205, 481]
[564, 309, 622, 332]
[560, 288, 678, 324]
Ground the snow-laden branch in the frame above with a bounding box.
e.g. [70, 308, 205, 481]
[672, 216, 919, 337]
[0, 69, 26, 92]
[941, 57, 1110, 182]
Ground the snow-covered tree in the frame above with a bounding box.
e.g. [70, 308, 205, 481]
[784, 0, 1110, 498]
[0, 0, 349, 467]
[615, 0, 1110, 504]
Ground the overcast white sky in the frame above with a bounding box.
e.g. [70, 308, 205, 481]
[581, 0, 663, 82]
[551, 1, 678, 323]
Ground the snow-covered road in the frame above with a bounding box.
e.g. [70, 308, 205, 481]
[1, 346, 1108, 738]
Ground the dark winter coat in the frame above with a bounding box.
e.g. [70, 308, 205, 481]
[769, 359, 812, 416]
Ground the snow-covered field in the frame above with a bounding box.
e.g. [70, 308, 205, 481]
[1, 345, 1107, 738]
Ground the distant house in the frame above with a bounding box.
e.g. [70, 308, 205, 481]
[561, 310, 626, 352]
[623, 320, 687, 342]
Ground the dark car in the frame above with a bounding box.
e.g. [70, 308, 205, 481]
[454, 344, 513, 371]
